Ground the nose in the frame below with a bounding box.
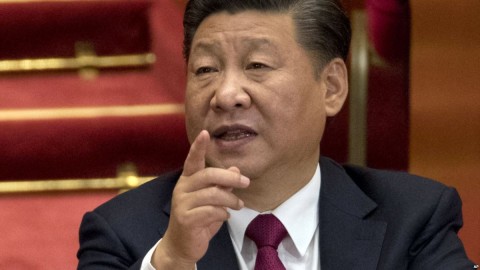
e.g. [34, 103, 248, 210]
[210, 72, 251, 112]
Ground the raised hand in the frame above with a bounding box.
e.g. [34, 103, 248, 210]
[152, 130, 250, 269]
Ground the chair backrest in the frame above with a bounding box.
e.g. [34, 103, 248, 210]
[0, 1, 188, 268]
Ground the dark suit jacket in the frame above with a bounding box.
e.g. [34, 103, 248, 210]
[77, 157, 475, 269]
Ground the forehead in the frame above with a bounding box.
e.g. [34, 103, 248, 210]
[190, 10, 299, 54]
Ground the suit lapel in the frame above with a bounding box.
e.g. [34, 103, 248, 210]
[197, 223, 240, 270]
[319, 157, 387, 270]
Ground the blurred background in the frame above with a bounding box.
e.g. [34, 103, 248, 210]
[0, 0, 478, 268]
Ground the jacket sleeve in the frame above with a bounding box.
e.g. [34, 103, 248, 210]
[77, 211, 143, 270]
[408, 187, 476, 269]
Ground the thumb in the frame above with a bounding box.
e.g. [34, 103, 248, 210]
[182, 130, 209, 176]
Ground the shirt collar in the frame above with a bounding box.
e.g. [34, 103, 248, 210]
[227, 164, 321, 257]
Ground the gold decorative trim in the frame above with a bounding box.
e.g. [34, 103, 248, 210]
[0, 161, 155, 194]
[0, 53, 156, 74]
[0, 176, 154, 194]
[0, 104, 185, 122]
[348, 10, 369, 166]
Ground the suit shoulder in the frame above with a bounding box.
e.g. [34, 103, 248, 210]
[339, 164, 466, 236]
[78, 170, 182, 262]
[342, 164, 453, 206]
[93, 169, 181, 221]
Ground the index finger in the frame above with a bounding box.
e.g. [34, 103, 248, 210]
[182, 130, 210, 177]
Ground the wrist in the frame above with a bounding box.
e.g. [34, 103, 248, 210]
[152, 240, 195, 270]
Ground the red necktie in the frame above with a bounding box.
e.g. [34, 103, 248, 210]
[246, 214, 288, 270]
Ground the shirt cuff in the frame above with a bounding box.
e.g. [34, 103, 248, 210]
[140, 239, 198, 270]
[140, 239, 161, 270]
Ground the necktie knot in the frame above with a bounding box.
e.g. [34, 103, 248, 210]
[246, 214, 287, 249]
[246, 214, 288, 270]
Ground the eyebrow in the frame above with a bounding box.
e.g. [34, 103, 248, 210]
[190, 41, 222, 56]
[191, 37, 280, 57]
[241, 38, 280, 52]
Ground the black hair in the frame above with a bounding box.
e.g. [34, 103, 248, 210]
[183, 0, 351, 69]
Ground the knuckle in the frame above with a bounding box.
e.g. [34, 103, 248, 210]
[206, 206, 228, 220]
[202, 167, 215, 180]
[207, 186, 222, 198]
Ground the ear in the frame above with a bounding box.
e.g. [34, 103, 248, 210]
[321, 58, 349, 117]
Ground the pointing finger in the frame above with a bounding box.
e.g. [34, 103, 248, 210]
[182, 130, 209, 177]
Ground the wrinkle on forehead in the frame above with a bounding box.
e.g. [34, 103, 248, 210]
[190, 11, 296, 57]
[191, 37, 282, 58]
[190, 40, 222, 56]
[197, 10, 285, 34]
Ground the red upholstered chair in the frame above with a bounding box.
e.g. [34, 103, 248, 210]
[0, 0, 189, 181]
[0, 1, 189, 268]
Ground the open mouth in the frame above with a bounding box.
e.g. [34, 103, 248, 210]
[213, 125, 257, 141]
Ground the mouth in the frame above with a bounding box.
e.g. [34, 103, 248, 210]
[212, 125, 257, 142]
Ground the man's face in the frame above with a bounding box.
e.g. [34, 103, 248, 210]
[185, 10, 341, 180]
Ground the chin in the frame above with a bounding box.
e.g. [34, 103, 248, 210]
[207, 157, 261, 176]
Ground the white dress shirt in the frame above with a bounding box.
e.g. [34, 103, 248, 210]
[227, 165, 321, 270]
[141, 165, 321, 270]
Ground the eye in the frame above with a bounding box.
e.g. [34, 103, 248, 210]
[246, 62, 269, 70]
[195, 66, 217, 75]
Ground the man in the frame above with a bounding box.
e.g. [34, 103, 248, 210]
[78, 0, 476, 269]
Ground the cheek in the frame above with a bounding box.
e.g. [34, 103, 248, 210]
[184, 115, 198, 144]
[273, 83, 325, 138]
[273, 84, 322, 118]
[185, 94, 207, 142]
